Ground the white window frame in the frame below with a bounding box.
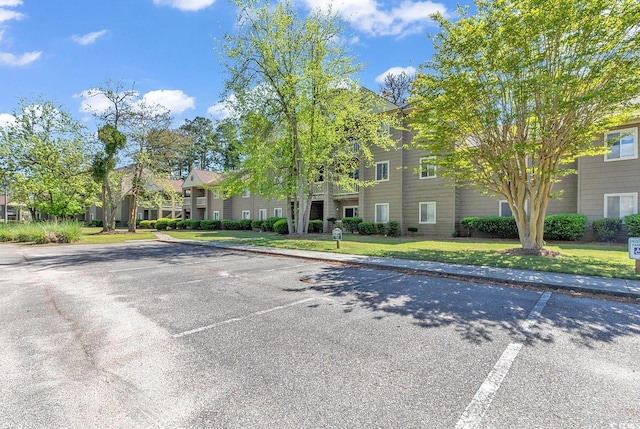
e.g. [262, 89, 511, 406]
[604, 193, 638, 219]
[374, 203, 389, 223]
[419, 157, 437, 179]
[499, 200, 529, 217]
[419, 202, 436, 224]
[258, 209, 267, 221]
[274, 207, 283, 218]
[343, 206, 359, 218]
[242, 188, 251, 198]
[605, 128, 638, 162]
[241, 210, 251, 220]
[213, 211, 220, 220]
[375, 161, 389, 182]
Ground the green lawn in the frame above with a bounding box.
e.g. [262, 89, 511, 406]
[163, 229, 638, 280]
[78, 227, 157, 244]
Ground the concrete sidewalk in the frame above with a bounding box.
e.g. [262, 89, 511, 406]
[153, 232, 640, 300]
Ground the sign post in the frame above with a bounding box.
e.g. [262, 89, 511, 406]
[628, 238, 640, 273]
[332, 227, 343, 249]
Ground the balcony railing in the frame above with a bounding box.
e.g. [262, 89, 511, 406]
[196, 197, 207, 207]
[312, 182, 324, 195]
[334, 185, 360, 195]
[183, 197, 191, 207]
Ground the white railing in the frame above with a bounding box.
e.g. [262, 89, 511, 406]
[196, 197, 207, 206]
[334, 185, 360, 195]
[183, 197, 191, 207]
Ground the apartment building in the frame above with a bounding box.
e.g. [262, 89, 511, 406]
[180, 114, 640, 237]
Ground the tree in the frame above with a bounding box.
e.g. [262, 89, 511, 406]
[410, 0, 640, 253]
[0, 99, 98, 220]
[220, 0, 398, 234]
[179, 116, 217, 173]
[87, 81, 137, 231]
[379, 71, 414, 105]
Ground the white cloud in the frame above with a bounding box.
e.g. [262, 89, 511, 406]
[75, 89, 120, 115]
[0, 8, 23, 22]
[142, 90, 195, 115]
[0, 50, 40, 66]
[153, 0, 216, 12]
[0, 112, 15, 128]
[375, 66, 416, 84]
[0, 1, 23, 7]
[207, 95, 237, 120]
[300, 0, 447, 37]
[71, 29, 108, 46]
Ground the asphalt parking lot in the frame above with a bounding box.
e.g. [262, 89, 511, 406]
[1, 241, 639, 428]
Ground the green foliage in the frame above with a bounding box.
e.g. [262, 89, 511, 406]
[461, 217, 519, 239]
[184, 219, 201, 230]
[342, 217, 362, 233]
[263, 217, 285, 232]
[176, 220, 186, 229]
[220, 0, 399, 234]
[139, 220, 157, 229]
[251, 219, 264, 230]
[222, 220, 243, 230]
[592, 218, 622, 242]
[407, 226, 418, 233]
[410, 0, 640, 250]
[0, 221, 82, 243]
[623, 214, 640, 237]
[201, 220, 221, 230]
[155, 220, 168, 230]
[308, 220, 323, 233]
[358, 222, 375, 235]
[387, 221, 400, 237]
[543, 214, 587, 241]
[239, 219, 252, 230]
[88, 219, 103, 227]
[374, 223, 387, 234]
[273, 219, 289, 235]
[168, 219, 178, 229]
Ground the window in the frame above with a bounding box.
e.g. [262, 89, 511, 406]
[259, 209, 267, 220]
[604, 193, 637, 219]
[375, 203, 389, 223]
[419, 157, 437, 179]
[375, 161, 389, 181]
[605, 128, 637, 161]
[242, 210, 251, 220]
[499, 201, 513, 217]
[344, 206, 359, 218]
[419, 202, 436, 224]
[242, 188, 251, 198]
[274, 207, 283, 217]
[213, 211, 220, 221]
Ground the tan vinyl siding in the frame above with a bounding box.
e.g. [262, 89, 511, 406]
[578, 123, 640, 220]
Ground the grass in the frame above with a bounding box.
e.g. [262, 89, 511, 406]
[78, 227, 157, 244]
[163, 229, 638, 280]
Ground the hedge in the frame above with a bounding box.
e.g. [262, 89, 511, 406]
[592, 218, 622, 242]
[222, 220, 244, 230]
[624, 214, 640, 237]
[357, 222, 376, 235]
[239, 219, 253, 230]
[201, 220, 221, 230]
[155, 220, 169, 230]
[251, 220, 264, 230]
[273, 218, 289, 234]
[263, 217, 286, 232]
[543, 214, 587, 241]
[460, 216, 519, 238]
[342, 217, 362, 233]
[139, 220, 157, 229]
[387, 221, 400, 237]
[308, 219, 323, 233]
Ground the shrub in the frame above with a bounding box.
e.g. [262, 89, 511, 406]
[308, 219, 323, 233]
[176, 220, 186, 229]
[358, 222, 376, 235]
[387, 221, 400, 237]
[239, 219, 253, 230]
[374, 223, 387, 234]
[182, 219, 200, 230]
[327, 217, 337, 227]
[407, 226, 418, 235]
[201, 220, 221, 230]
[624, 214, 640, 237]
[273, 218, 289, 234]
[222, 220, 243, 230]
[263, 217, 285, 232]
[89, 219, 103, 227]
[155, 220, 169, 230]
[167, 219, 178, 229]
[139, 220, 156, 229]
[460, 216, 519, 239]
[342, 217, 363, 233]
[592, 218, 622, 242]
[251, 220, 264, 230]
[543, 214, 587, 241]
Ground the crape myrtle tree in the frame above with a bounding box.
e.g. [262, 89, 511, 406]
[0, 99, 98, 220]
[410, 0, 640, 253]
[220, 0, 398, 234]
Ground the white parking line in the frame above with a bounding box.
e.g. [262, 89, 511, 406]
[455, 291, 552, 429]
[173, 297, 318, 338]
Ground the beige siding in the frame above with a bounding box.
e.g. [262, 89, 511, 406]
[578, 122, 640, 220]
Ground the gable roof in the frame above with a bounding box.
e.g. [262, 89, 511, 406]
[183, 168, 222, 188]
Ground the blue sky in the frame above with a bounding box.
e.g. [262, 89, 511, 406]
[0, 0, 469, 128]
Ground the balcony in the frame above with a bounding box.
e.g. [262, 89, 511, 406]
[196, 197, 207, 207]
[334, 185, 360, 196]
[183, 197, 191, 207]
